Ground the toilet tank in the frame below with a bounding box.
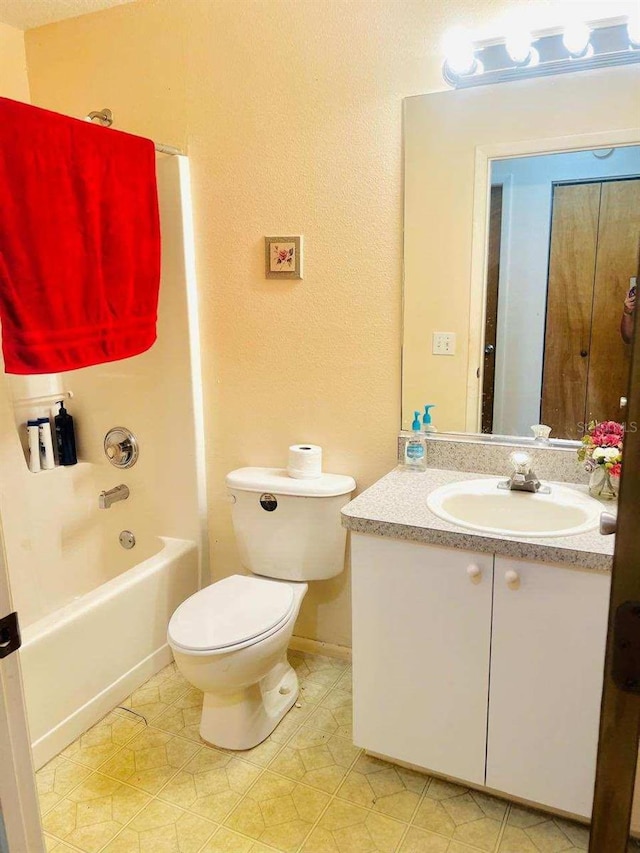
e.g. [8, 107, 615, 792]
[226, 467, 356, 581]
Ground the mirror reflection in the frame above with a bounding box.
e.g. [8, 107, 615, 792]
[483, 146, 640, 440]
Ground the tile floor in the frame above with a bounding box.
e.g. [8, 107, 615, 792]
[37, 651, 636, 853]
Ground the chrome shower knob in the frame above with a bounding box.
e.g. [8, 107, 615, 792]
[104, 427, 139, 469]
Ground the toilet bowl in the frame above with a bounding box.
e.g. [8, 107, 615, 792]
[168, 466, 355, 750]
[169, 575, 308, 749]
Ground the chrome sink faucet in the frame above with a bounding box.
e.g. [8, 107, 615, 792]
[99, 484, 130, 509]
[498, 452, 550, 494]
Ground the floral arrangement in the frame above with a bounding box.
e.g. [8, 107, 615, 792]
[577, 420, 623, 479]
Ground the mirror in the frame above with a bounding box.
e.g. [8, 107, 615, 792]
[402, 66, 640, 442]
[483, 147, 640, 439]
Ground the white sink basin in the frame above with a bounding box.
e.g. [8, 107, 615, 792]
[426, 478, 603, 538]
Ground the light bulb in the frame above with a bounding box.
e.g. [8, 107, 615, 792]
[506, 28, 533, 64]
[562, 21, 591, 57]
[442, 27, 477, 75]
[628, 11, 640, 47]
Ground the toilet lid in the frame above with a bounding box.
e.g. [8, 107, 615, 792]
[168, 575, 295, 652]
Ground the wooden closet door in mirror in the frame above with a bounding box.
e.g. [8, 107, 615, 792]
[541, 183, 600, 439]
[586, 179, 640, 426]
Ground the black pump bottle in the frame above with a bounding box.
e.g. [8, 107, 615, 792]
[55, 400, 77, 466]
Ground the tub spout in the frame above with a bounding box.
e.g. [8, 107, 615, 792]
[99, 484, 130, 509]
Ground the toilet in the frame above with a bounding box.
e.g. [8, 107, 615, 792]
[167, 466, 355, 750]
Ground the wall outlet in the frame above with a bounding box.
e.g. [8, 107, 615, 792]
[432, 332, 456, 355]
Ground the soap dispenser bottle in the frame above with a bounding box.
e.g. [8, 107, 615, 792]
[404, 411, 427, 472]
[55, 400, 77, 466]
[423, 404, 437, 433]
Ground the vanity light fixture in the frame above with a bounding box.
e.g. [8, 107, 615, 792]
[442, 15, 640, 88]
[442, 27, 482, 77]
[505, 28, 537, 66]
[562, 21, 592, 59]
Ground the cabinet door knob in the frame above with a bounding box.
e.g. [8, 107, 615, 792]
[467, 564, 482, 580]
[505, 569, 520, 589]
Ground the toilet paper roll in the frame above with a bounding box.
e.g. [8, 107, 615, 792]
[287, 444, 323, 479]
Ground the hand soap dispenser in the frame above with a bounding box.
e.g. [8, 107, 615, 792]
[404, 411, 427, 472]
[423, 404, 437, 433]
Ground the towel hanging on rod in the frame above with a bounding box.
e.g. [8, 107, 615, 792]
[0, 97, 162, 375]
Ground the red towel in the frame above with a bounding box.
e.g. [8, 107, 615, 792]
[0, 97, 161, 374]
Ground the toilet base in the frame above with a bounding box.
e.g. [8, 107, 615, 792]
[199, 654, 299, 750]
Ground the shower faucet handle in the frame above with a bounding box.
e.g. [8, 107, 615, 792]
[104, 427, 139, 469]
[106, 441, 129, 462]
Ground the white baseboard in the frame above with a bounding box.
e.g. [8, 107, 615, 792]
[289, 635, 352, 662]
[31, 645, 173, 770]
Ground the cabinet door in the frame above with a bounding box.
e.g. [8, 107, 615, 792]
[351, 533, 493, 785]
[487, 557, 610, 817]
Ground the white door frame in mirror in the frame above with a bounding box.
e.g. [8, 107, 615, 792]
[468, 128, 640, 434]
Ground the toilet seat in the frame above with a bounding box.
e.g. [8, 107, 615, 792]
[168, 575, 296, 654]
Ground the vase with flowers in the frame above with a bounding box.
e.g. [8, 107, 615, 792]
[577, 420, 623, 500]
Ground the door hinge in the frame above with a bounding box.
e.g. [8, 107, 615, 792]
[0, 611, 21, 659]
[613, 601, 640, 694]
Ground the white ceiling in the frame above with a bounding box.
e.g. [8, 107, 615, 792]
[0, 0, 136, 30]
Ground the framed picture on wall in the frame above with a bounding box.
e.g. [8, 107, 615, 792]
[265, 235, 303, 280]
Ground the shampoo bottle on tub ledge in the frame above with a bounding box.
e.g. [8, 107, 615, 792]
[55, 400, 77, 466]
[38, 417, 56, 470]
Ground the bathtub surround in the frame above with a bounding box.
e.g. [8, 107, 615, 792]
[1, 156, 207, 766]
[2, 157, 204, 624]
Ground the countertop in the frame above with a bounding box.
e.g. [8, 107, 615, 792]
[341, 467, 615, 572]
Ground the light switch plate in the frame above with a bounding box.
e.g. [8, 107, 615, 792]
[432, 332, 456, 355]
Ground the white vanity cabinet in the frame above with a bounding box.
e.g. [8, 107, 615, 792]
[351, 534, 611, 818]
[351, 534, 494, 785]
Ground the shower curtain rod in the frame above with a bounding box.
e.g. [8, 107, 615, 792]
[85, 109, 182, 156]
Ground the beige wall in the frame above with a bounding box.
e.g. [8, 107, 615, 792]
[21, 0, 631, 646]
[0, 21, 29, 102]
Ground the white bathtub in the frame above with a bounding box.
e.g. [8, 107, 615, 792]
[20, 536, 199, 769]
